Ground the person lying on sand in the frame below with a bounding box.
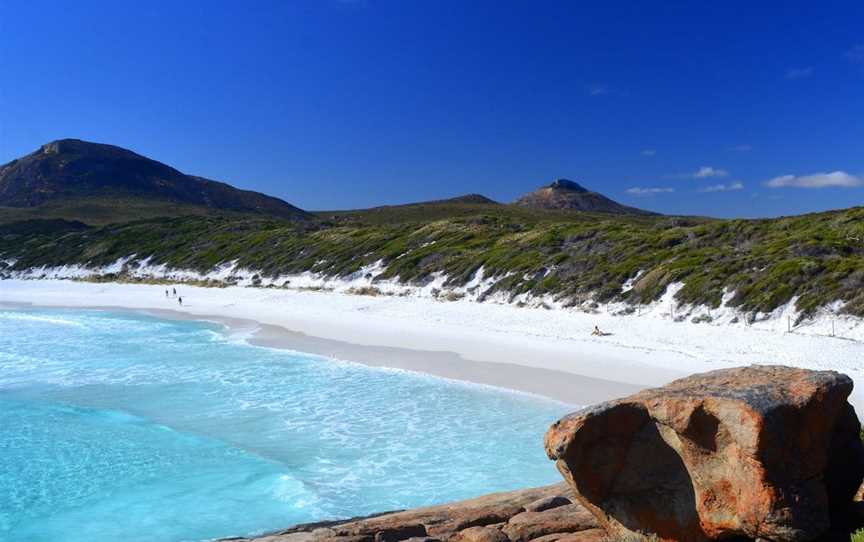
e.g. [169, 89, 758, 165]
[592, 325, 613, 337]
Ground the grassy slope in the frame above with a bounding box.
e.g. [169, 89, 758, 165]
[2, 202, 864, 320]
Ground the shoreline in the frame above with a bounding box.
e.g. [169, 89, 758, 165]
[2, 279, 862, 411]
[0, 292, 646, 407]
[130, 306, 644, 406]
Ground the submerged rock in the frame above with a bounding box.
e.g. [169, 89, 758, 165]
[544, 365, 864, 541]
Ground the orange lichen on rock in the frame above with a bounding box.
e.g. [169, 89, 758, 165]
[545, 365, 864, 542]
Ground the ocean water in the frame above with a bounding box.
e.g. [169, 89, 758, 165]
[0, 308, 570, 542]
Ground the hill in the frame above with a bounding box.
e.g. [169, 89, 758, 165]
[514, 179, 655, 215]
[317, 194, 505, 225]
[416, 194, 498, 205]
[316, 192, 659, 227]
[0, 139, 309, 223]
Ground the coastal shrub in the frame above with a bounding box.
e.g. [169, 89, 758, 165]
[345, 286, 382, 297]
[295, 285, 334, 292]
[4, 205, 864, 321]
[630, 266, 671, 303]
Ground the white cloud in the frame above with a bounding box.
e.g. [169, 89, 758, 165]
[666, 166, 729, 180]
[847, 44, 864, 63]
[700, 181, 744, 192]
[626, 187, 674, 196]
[693, 166, 728, 179]
[730, 144, 752, 152]
[785, 67, 813, 79]
[765, 171, 863, 189]
[587, 84, 627, 97]
[641, 149, 656, 157]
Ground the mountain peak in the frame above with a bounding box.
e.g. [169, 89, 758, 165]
[40, 140, 69, 155]
[42, 138, 84, 153]
[514, 179, 656, 216]
[548, 178, 587, 192]
[39, 138, 129, 157]
[0, 139, 309, 220]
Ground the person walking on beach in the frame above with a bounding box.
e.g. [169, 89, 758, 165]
[172, 287, 177, 297]
[165, 289, 169, 298]
[178, 296, 183, 306]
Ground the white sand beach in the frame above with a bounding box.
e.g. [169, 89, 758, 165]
[2, 279, 862, 410]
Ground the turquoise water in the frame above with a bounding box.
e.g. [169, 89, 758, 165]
[0, 308, 569, 542]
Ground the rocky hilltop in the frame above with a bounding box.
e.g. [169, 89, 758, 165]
[232, 366, 864, 542]
[0, 139, 308, 220]
[514, 179, 654, 215]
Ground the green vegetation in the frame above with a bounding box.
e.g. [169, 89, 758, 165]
[0, 197, 286, 225]
[3, 202, 864, 320]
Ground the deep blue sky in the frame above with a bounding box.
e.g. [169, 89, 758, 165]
[2, 1, 863, 217]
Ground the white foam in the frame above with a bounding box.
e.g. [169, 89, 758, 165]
[0, 312, 85, 327]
